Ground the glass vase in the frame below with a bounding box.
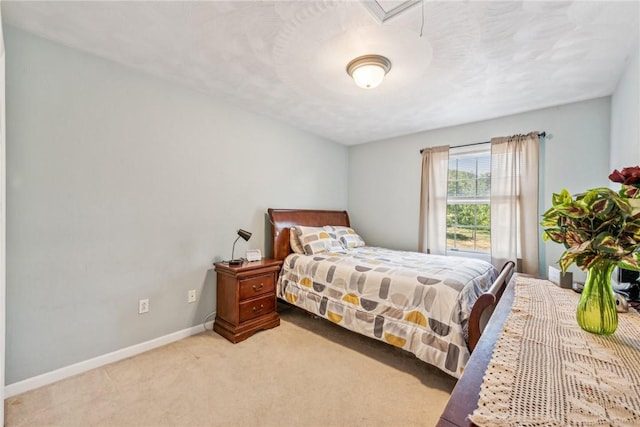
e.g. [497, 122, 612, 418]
[576, 261, 618, 335]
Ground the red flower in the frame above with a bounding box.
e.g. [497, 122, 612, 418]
[609, 166, 640, 185]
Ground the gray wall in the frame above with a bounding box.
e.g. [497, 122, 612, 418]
[610, 45, 639, 169]
[348, 97, 612, 281]
[5, 27, 348, 384]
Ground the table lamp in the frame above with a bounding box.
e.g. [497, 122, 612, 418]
[229, 229, 252, 266]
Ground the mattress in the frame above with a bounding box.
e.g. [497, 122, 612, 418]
[277, 246, 497, 378]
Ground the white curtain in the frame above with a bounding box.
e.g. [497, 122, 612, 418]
[418, 145, 449, 255]
[490, 132, 539, 275]
[1, 2, 6, 424]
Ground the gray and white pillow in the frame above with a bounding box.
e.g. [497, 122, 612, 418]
[289, 227, 305, 254]
[323, 225, 366, 249]
[295, 225, 344, 255]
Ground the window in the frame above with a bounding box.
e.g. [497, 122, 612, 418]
[446, 146, 491, 253]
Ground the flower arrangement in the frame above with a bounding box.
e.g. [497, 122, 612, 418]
[541, 165, 640, 335]
[541, 184, 640, 273]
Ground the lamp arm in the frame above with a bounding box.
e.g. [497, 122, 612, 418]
[231, 235, 241, 261]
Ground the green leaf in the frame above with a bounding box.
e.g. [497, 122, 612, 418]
[580, 190, 597, 205]
[613, 196, 633, 215]
[552, 190, 570, 206]
[592, 232, 623, 254]
[619, 234, 639, 249]
[540, 217, 559, 228]
[543, 229, 566, 244]
[591, 198, 614, 217]
[618, 254, 640, 272]
[576, 252, 603, 270]
[558, 251, 579, 272]
[565, 230, 587, 247]
[585, 256, 606, 269]
[555, 203, 589, 218]
[624, 222, 640, 239]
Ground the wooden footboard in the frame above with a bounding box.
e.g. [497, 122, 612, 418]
[467, 260, 515, 353]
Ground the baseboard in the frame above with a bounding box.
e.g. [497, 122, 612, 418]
[4, 320, 215, 398]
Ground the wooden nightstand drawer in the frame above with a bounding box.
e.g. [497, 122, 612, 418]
[239, 274, 275, 300]
[239, 294, 275, 323]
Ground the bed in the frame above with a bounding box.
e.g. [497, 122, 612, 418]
[267, 208, 514, 378]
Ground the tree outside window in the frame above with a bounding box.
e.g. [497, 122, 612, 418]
[446, 150, 491, 253]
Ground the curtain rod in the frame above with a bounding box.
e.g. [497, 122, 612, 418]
[419, 131, 546, 154]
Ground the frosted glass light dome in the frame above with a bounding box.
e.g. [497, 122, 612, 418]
[351, 64, 386, 89]
[346, 55, 391, 89]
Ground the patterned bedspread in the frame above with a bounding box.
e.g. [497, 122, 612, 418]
[277, 247, 497, 378]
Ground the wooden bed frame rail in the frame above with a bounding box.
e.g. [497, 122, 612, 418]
[467, 260, 515, 352]
[267, 208, 515, 354]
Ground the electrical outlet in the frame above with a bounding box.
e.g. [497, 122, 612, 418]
[188, 289, 196, 303]
[138, 298, 149, 314]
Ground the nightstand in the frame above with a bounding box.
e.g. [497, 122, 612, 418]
[213, 258, 282, 343]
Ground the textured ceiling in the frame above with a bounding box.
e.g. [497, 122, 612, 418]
[2, 1, 639, 145]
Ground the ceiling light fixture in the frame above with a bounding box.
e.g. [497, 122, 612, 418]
[346, 54, 392, 89]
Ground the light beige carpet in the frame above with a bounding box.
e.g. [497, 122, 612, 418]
[5, 308, 456, 426]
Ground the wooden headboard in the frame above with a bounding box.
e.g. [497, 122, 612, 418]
[267, 209, 350, 261]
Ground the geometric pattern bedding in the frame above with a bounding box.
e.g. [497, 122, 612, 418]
[277, 247, 497, 378]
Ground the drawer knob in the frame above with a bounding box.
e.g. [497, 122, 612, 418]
[252, 304, 264, 313]
[252, 283, 264, 291]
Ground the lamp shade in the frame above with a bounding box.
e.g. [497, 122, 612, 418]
[237, 229, 252, 241]
[229, 228, 252, 265]
[346, 54, 392, 89]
